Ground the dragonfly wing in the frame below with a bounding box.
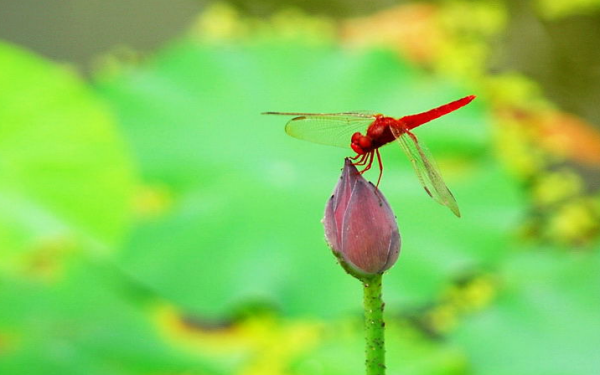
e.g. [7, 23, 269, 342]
[391, 127, 460, 217]
[263, 111, 378, 118]
[264, 112, 377, 149]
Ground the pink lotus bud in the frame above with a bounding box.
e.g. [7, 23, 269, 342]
[323, 159, 401, 277]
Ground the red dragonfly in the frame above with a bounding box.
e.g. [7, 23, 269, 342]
[264, 95, 475, 217]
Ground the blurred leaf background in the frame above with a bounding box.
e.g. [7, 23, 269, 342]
[0, 0, 599, 374]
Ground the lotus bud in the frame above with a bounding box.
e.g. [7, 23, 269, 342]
[323, 159, 401, 278]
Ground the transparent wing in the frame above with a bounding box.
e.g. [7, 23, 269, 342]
[263, 112, 378, 149]
[390, 127, 461, 217]
[263, 111, 378, 118]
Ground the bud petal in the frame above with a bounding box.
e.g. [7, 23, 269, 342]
[323, 159, 401, 277]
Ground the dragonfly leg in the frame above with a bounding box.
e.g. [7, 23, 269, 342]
[358, 151, 375, 174]
[375, 148, 383, 187]
[352, 153, 369, 166]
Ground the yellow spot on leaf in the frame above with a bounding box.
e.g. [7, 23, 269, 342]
[153, 304, 323, 375]
[548, 200, 600, 245]
[532, 170, 582, 206]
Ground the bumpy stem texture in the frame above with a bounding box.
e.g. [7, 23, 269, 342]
[363, 274, 385, 375]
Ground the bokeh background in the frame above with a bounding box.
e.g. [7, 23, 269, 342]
[1, 0, 600, 374]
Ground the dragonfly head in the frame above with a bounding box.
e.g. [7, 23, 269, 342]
[351, 132, 372, 154]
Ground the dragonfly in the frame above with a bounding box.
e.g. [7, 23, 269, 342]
[263, 95, 475, 217]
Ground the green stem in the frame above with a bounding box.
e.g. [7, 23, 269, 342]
[363, 274, 385, 375]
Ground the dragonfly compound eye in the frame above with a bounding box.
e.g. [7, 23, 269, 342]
[358, 136, 372, 149]
[350, 132, 372, 154]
